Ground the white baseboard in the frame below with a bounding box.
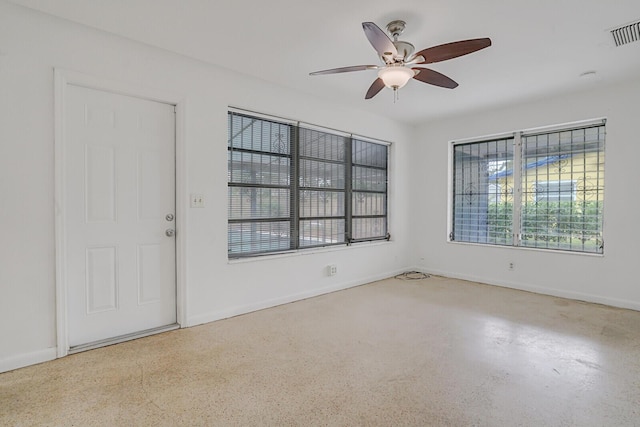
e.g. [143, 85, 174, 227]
[418, 267, 640, 312]
[0, 347, 57, 374]
[0, 269, 414, 373]
[186, 267, 411, 327]
[6, 267, 634, 374]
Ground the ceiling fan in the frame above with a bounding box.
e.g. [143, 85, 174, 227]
[310, 20, 491, 100]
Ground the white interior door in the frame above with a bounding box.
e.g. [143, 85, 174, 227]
[64, 84, 176, 348]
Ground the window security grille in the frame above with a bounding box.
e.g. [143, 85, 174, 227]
[298, 127, 347, 248]
[520, 125, 605, 252]
[228, 111, 389, 257]
[352, 138, 388, 241]
[227, 114, 292, 255]
[451, 121, 605, 254]
[533, 180, 576, 202]
[453, 137, 515, 246]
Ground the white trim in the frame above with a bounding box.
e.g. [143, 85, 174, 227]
[446, 239, 605, 257]
[229, 106, 393, 146]
[228, 106, 297, 125]
[174, 103, 188, 327]
[521, 117, 606, 136]
[299, 122, 351, 137]
[351, 134, 392, 146]
[420, 267, 640, 312]
[56, 69, 185, 105]
[186, 267, 409, 327]
[450, 131, 516, 146]
[54, 68, 187, 357]
[54, 69, 68, 358]
[228, 240, 393, 264]
[0, 348, 57, 374]
[450, 117, 607, 146]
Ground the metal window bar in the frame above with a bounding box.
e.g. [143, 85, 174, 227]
[351, 139, 388, 241]
[345, 136, 353, 243]
[228, 111, 390, 257]
[289, 125, 299, 250]
[451, 122, 604, 254]
[452, 137, 515, 245]
[228, 112, 293, 257]
[520, 125, 605, 253]
[297, 127, 347, 248]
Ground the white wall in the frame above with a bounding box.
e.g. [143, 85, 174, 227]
[4, 0, 638, 374]
[0, 2, 412, 372]
[410, 77, 640, 310]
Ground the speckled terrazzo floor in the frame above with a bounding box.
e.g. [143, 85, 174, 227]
[2, 275, 640, 426]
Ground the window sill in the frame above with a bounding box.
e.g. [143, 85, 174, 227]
[446, 240, 604, 257]
[227, 240, 393, 264]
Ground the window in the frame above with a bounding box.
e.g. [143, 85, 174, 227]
[534, 180, 576, 202]
[451, 120, 605, 254]
[352, 138, 388, 241]
[298, 127, 347, 247]
[228, 110, 389, 257]
[227, 113, 292, 255]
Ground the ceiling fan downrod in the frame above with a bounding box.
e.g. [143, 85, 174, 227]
[309, 19, 492, 100]
[386, 20, 406, 41]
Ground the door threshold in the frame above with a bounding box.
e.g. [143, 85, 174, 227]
[68, 324, 180, 354]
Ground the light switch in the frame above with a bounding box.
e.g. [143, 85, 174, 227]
[190, 193, 205, 208]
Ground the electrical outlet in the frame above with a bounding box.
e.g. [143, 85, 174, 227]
[328, 264, 337, 276]
[190, 193, 205, 208]
[508, 262, 515, 271]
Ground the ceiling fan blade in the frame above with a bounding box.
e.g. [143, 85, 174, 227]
[362, 22, 398, 61]
[310, 65, 378, 75]
[412, 68, 458, 89]
[414, 38, 492, 64]
[365, 78, 385, 99]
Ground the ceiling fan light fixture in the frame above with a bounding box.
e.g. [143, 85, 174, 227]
[310, 20, 491, 100]
[378, 66, 414, 89]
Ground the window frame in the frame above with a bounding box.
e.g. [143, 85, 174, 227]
[228, 109, 390, 259]
[448, 118, 606, 255]
[227, 113, 295, 257]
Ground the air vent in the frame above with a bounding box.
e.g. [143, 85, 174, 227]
[611, 20, 640, 47]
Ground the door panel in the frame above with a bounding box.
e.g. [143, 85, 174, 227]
[85, 246, 118, 313]
[65, 85, 176, 347]
[85, 144, 116, 222]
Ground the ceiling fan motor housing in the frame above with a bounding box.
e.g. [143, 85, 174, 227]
[392, 41, 415, 61]
[310, 19, 491, 100]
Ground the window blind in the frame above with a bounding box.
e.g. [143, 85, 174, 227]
[228, 110, 390, 258]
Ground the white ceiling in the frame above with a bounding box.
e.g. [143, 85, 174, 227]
[10, 0, 640, 124]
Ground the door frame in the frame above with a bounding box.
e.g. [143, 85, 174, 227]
[54, 68, 187, 358]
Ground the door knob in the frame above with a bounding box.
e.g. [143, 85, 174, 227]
[165, 228, 175, 237]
